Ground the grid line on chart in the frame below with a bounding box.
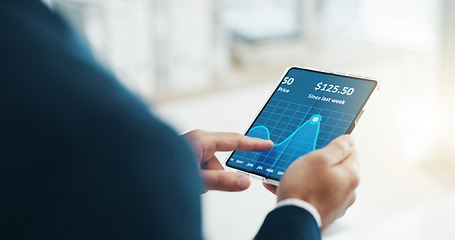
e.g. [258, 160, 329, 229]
[231, 98, 356, 173]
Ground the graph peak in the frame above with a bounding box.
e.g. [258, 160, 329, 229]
[247, 114, 321, 169]
[310, 114, 322, 125]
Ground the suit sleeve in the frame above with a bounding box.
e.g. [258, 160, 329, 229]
[255, 206, 321, 240]
[0, 1, 203, 239]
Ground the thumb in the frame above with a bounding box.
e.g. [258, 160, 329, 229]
[201, 170, 250, 192]
[321, 134, 355, 166]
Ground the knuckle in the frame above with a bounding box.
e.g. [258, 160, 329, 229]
[339, 210, 347, 218]
[309, 150, 331, 166]
[217, 173, 235, 189]
[308, 150, 323, 161]
[333, 139, 348, 156]
[350, 173, 360, 190]
[192, 129, 206, 136]
[215, 173, 224, 186]
[346, 193, 357, 209]
[187, 129, 205, 139]
[209, 173, 223, 189]
[234, 134, 244, 148]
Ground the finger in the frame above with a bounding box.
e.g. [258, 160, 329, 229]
[210, 132, 274, 152]
[262, 182, 278, 195]
[338, 191, 357, 219]
[339, 148, 359, 171]
[201, 156, 224, 170]
[201, 170, 250, 192]
[321, 135, 355, 166]
[339, 151, 360, 186]
[347, 191, 357, 208]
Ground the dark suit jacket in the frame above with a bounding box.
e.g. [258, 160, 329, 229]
[0, 1, 320, 239]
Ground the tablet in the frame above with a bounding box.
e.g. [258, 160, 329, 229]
[225, 66, 379, 185]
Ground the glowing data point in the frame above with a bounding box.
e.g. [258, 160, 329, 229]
[310, 114, 322, 125]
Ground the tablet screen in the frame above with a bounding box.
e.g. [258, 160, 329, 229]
[226, 67, 377, 181]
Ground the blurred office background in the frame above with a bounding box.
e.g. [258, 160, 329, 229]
[45, 0, 455, 239]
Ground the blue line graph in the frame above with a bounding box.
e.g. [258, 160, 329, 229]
[228, 99, 356, 180]
[247, 114, 321, 167]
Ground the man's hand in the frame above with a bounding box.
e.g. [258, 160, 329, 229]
[183, 129, 274, 193]
[266, 135, 359, 230]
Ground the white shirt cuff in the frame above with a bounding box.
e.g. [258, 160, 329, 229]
[275, 198, 322, 228]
